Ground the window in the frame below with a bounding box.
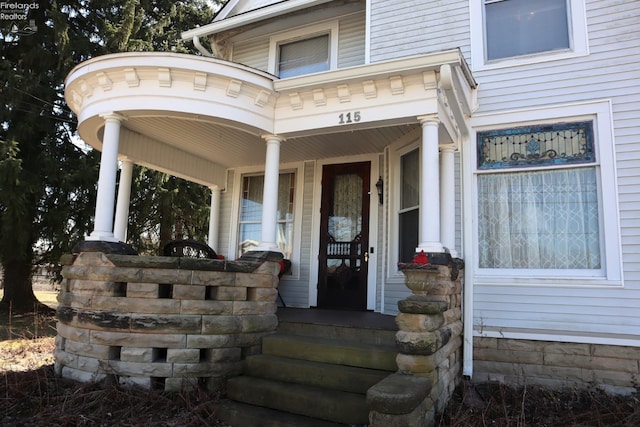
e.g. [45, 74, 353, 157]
[478, 122, 600, 270]
[268, 22, 338, 78]
[238, 172, 295, 258]
[485, 0, 569, 61]
[471, 102, 622, 285]
[469, 0, 588, 69]
[278, 34, 330, 78]
[399, 149, 419, 263]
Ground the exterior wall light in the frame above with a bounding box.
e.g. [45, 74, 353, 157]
[375, 176, 384, 205]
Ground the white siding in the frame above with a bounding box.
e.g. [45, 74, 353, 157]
[219, 170, 235, 258]
[469, 0, 640, 340]
[472, 1, 640, 114]
[374, 154, 385, 311]
[230, 11, 365, 74]
[231, 37, 270, 72]
[278, 161, 316, 308]
[369, 0, 470, 63]
[365, 0, 640, 337]
[338, 12, 366, 69]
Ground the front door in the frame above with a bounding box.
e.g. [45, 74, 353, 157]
[317, 162, 371, 310]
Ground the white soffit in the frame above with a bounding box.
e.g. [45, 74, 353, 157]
[182, 0, 336, 39]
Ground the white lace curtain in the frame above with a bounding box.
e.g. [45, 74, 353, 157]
[478, 167, 601, 269]
[329, 174, 362, 242]
[239, 173, 294, 258]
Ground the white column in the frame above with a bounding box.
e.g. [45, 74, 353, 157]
[113, 159, 134, 242]
[255, 135, 284, 253]
[208, 186, 221, 252]
[440, 146, 458, 257]
[416, 116, 444, 253]
[88, 113, 125, 241]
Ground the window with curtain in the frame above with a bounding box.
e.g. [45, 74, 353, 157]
[477, 121, 601, 270]
[399, 149, 420, 263]
[278, 34, 330, 78]
[484, 0, 570, 61]
[238, 172, 295, 258]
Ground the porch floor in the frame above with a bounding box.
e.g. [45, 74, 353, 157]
[276, 307, 398, 331]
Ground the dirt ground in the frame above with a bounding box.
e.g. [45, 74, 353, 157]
[1, 293, 639, 426]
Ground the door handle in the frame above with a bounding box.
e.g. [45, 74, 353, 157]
[364, 251, 369, 263]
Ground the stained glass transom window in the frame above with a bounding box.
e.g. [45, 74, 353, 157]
[478, 121, 594, 169]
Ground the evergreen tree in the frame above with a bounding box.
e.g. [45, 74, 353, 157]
[126, 167, 212, 256]
[0, 0, 217, 312]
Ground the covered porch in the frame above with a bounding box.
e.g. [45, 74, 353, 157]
[59, 48, 475, 424]
[65, 48, 475, 260]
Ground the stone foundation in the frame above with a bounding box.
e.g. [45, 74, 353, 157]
[54, 251, 280, 392]
[474, 337, 640, 395]
[368, 262, 463, 426]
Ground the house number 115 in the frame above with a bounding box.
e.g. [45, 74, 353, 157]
[338, 111, 361, 124]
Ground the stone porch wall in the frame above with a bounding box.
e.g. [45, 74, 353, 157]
[54, 251, 280, 392]
[474, 337, 640, 395]
[368, 262, 464, 427]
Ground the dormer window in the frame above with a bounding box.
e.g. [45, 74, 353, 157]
[278, 34, 330, 78]
[269, 22, 339, 78]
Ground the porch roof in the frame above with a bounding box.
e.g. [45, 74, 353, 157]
[65, 49, 476, 188]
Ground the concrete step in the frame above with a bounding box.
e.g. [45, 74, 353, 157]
[214, 399, 346, 427]
[217, 312, 399, 425]
[262, 333, 398, 372]
[277, 320, 397, 346]
[245, 354, 391, 394]
[226, 375, 370, 425]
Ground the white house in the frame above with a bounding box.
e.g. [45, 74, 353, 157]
[64, 0, 640, 394]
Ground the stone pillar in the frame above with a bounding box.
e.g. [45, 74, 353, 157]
[208, 186, 221, 252]
[255, 135, 284, 253]
[368, 261, 463, 426]
[113, 159, 133, 242]
[88, 113, 125, 242]
[416, 117, 444, 253]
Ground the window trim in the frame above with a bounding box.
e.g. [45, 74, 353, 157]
[469, 0, 589, 71]
[387, 138, 421, 280]
[470, 100, 622, 287]
[229, 163, 304, 279]
[268, 21, 339, 77]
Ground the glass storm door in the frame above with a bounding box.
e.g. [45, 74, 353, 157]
[317, 162, 371, 310]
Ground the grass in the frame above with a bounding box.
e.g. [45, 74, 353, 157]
[0, 288, 58, 341]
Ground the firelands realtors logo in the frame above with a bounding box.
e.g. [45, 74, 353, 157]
[1, 2, 39, 36]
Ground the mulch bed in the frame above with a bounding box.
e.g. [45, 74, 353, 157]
[437, 381, 640, 426]
[1, 363, 227, 426]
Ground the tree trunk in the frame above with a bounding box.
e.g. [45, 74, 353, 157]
[0, 258, 39, 312]
[158, 195, 174, 254]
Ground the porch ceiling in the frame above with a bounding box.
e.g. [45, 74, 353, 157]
[122, 114, 419, 168]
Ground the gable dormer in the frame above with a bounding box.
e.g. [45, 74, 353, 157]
[182, 0, 366, 78]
